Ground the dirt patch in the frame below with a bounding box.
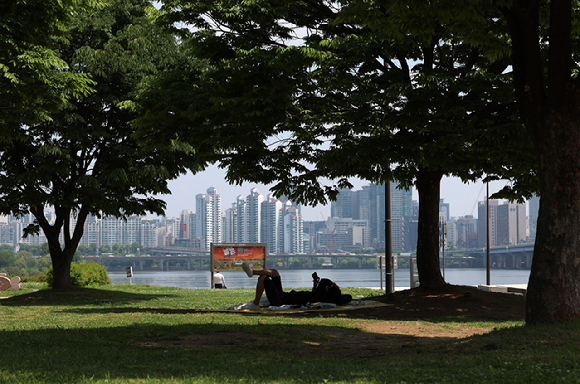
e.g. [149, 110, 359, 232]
[139, 323, 494, 359]
[142, 285, 525, 359]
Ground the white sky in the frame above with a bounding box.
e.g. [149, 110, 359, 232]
[160, 164, 513, 221]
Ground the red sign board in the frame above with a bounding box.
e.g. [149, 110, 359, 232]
[211, 243, 267, 272]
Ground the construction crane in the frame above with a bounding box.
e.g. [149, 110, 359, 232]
[467, 184, 485, 216]
[320, 211, 337, 253]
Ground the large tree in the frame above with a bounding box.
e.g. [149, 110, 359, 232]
[499, 0, 580, 323]
[135, 0, 536, 288]
[0, 0, 204, 288]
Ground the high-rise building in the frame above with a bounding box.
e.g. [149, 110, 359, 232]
[331, 188, 352, 218]
[284, 207, 303, 254]
[140, 218, 158, 248]
[439, 199, 450, 223]
[266, 198, 283, 254]
[477, 200, 525, 247]
[477, 200, 499, 248]
[246, 187, 264, 242]
[101, 215, 123, 246]
[0, 223, 15, 246]
[529, 194, 539, 242]
[454, 215, 478, 249]
[352, 188, 369, 220]
[331, 182, 413, 251]
[497, 202, 527, 245]
[82, 214, 100, 247]
[195, 187, 222, 250]
[368, 183, 385, 247]
[123, 215, 142, 246]
[390, 183, 413, 251]
[223, 203, 237, 243]
[235, 196, 246, 242]
[179, 210, 194, 240]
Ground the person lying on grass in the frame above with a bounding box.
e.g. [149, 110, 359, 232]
[241, 262, 349, 309]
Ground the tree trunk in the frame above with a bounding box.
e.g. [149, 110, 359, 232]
[415, 167, 447, 288]
[51, 248, 73, 289]
[30, 205, 89, 289]
[526, 94, 580, 323]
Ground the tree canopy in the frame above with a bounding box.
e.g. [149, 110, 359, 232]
[133, 0, 537, 288]
[0, 0, 206, 288]
[0, 0, 96, 133]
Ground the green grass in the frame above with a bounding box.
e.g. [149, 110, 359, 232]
[1, 283, 579, 383]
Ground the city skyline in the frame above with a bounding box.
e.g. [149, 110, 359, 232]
[162, 164, 513, 222]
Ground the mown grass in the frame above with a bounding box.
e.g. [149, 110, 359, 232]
[1, 283, 579, 383]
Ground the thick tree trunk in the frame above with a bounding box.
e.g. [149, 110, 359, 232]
[51, 248, 73, 289]
[502, 0, 579, 323]
[526, 95, 580, 323]
[415, 167, 446, 288]
[31, 205, 89, 289]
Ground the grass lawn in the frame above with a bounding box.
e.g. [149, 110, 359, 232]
[0, 283, 579, 383]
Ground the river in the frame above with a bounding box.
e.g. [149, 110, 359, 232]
[109, 268, 530, 290]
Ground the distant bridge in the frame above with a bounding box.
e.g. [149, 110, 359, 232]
[86, 244, 534, 271]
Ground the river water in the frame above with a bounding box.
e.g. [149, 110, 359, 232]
[109, 268, 530, 290]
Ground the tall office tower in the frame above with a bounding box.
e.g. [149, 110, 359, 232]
[246, 187, 264, 242]
[196, 187, 222, 250]
[389, 183, 413, 252]
[334, 182, 412, 250]
[123, 215, 142, 245]
[266, 198, 283, 254]
[439, 199, 450, 223]
[235, 196, 247, 242]
[497, 201, 527, 245]
[223, 203, 237, 243]
[402, 217, 418, 251]
[365, 182, 413, 250]
[283, 206, 303, 254]
[477, 200, 500, 248]
[331, 188, 352, 218]
[352, 188, 369, 220]
[528, 194, 540, 242]
[412, 200, 419, 218]
[140, 218, 158, 248]
[367, 183, 385, 247]
[454, 215, 478, 249]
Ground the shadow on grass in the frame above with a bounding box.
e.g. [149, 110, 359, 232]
[0, 320, 476, 383]
[0, 287, 171, 306]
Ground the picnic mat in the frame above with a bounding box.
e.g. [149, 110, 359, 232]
[216, 300, 390, 314]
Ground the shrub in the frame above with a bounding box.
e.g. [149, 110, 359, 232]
[45, 262, 111, 288]
[20, 275, 44, 283]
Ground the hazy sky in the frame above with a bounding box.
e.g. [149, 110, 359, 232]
[160, 164, 512, 221]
